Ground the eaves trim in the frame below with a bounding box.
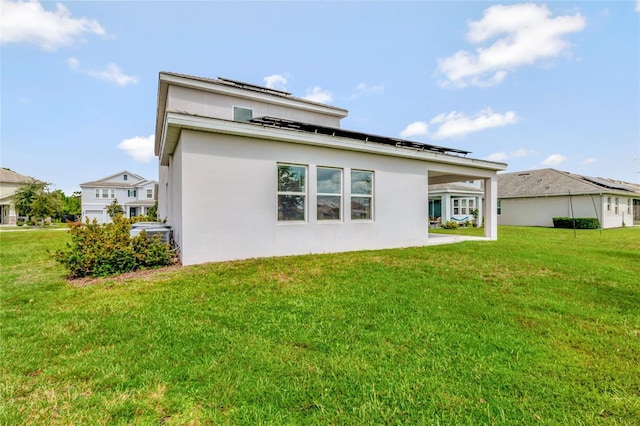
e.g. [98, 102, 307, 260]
[159, 112, 508, 172]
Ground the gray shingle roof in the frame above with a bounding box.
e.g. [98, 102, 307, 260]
[498, 168, 640, 198]
[0, 168, 36, 184]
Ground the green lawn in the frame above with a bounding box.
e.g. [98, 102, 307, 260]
[1, 226, 639, 425]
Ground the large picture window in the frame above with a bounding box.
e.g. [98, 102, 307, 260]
[277, 164, 306, 221]
[317, 167, 342, 220]
[351, 170, 373, 220]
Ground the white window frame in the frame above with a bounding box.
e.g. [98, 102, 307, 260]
[606, 196, 611, 212]
[351, 169, 374, 221]
[277, 163, 307, 222]
[453, 197, 475, 216]
[615, 197, 619, 214]
[317, 167, 342, 221]
[147, 189, 153, 199]
[128, 189, 137, 198]
[95, 189, 100, 199]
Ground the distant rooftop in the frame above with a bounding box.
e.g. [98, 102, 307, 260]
[498, 168, 640, 197]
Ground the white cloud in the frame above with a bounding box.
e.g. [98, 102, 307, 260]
[68, 57, 139, 86]
[484, 152, 508, 162]
[400, 121, 429, 138]
[118, 135, 155, 163]
[511, 147, 533, 158]
[542, 154, 567, 166]
[429, 108, 520, 139]
[581, 157, 597, 165]
[437, 3, 586, 88]
[348, 83, 384, 100]
[400, 108, 520, 140]
[0, 0, 107, 51]
[263, 74, 287, 90]
[304, 86, 333, 103]
[484, 147, 533, 162]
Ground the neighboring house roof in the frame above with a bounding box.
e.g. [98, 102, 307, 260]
[0, 168, 36, 184]
[80, 181, 139, 188]
[498, 168, 640, 198]
[79, 170, 146, 187]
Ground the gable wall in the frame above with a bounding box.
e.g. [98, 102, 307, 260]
[167, 86, 342, 128]
[174, 129, 432, 265]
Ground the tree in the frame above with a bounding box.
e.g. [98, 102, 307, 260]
[106, 199, 124, 219]
[147, 201, 158, 221]
[13, 180, 63, 225]
[54, 190, 81, 220]
[31, 191, 63, 225]
[13, 180, 47, 219]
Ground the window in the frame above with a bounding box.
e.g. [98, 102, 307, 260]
[95, 189, 100, 198]
[497, 200, 502, 215]
[351, 170, 373, 220]
[628, 199, 632, 215]
[147, 189, 153, 199]
[233, 106, 253, 122]
[277, 164, 306, 221]
[615, 197, 619, 214]
[606, 196, 611, 212]
[101, 189, 109, 199]
[123, 174, 128, 181]
[317, 167, 342, 220]
[128, 189, 137, 198]
[453, 197, 475, 215]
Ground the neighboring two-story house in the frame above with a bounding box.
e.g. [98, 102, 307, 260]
[80, 171, 157, 223]
[155, 72, 507, 266]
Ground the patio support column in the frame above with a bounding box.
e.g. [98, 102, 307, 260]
[484, 176, 498, 240]
[441, 193, 451, 222]
[476, 195, 483, 228]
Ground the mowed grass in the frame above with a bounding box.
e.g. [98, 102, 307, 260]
[1, 227, 639, 425]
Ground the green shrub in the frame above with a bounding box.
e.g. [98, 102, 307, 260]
[53, 216, 174, 278]
[16, 222, 24, 227]
[442, 220, 459, 230]
[552, 217, 600, 229]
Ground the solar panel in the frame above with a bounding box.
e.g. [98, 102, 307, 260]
[250, 116, 470, 156]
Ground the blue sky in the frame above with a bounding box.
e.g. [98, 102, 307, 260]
[2, 0, 639, 194]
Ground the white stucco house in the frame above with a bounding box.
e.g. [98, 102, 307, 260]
[428, 180, 484, 227]
[498, 168, 640, 228]
[0, 168, 37, 225]
[155, 72, 508, 266]
[80, 171, 157, 223]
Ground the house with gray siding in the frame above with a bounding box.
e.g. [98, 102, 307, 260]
[80, 171, 157, 223]
[497, 168, 640, 228]
[155, 72, 508, 266]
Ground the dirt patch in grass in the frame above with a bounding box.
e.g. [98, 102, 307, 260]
[67, 264, 183, 287]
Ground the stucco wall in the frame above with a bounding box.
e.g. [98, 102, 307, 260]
[172, 129, 433, 265]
